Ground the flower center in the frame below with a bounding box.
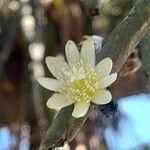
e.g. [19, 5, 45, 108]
[61, 59, 99, 103]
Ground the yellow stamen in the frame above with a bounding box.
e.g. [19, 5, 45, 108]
[60, 59, 99, 102]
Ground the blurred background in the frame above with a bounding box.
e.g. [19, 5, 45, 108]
[0, 0, 150, 150]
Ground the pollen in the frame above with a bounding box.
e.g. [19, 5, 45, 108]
[60, 59, 99, 103]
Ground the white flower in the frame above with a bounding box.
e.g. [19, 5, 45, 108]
[37, 39, 117, 118]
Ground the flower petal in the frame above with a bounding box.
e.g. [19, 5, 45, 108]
[72, 101, 90, 118]
[37, 77, 61, 92]
[65, 40, 80, 65]
[92, 90, 112, 105]
[96, 57, 113, 76]
[45, 56, 68, 80]
[81, 39, 95, 67]
[46, 94, 73, 110]
[99, 73, 117, 89]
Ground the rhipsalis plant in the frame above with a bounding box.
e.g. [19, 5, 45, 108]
[38, 0, 150, 149]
